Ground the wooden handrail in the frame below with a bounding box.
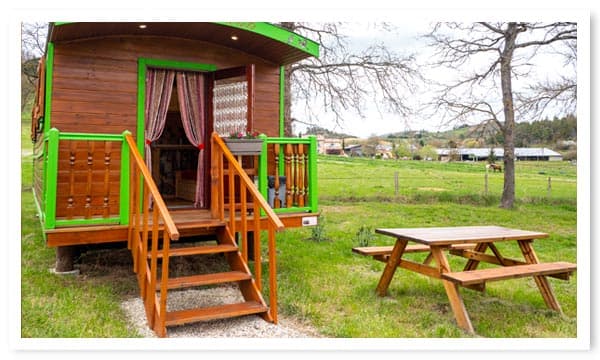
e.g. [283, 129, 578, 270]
[210, 132, 283, 323]
[124, 134, 179, 240]
[211, 133, 284, 230]
[124, 133, 178, 337]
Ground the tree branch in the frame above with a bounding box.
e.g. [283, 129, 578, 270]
[287, 22, 419, 128]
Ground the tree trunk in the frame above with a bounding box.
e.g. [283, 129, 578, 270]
[499, 23, 518, 209]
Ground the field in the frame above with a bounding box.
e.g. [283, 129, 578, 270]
[20, 122, 578, 338]
[276, 156, 578, 338]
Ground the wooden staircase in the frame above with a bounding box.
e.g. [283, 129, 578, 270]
[124, 132, 283, 337]
[154, 223, 272, 330]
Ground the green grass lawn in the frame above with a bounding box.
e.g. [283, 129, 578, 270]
[20, 121, 140, 338]
[20, 123, 578, 338]
[274, 156, 577, 338]
[277, 202, 577, 337]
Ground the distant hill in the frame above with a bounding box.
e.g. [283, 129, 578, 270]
[380, 115, 577, 148]
[302, 125, 357, 139]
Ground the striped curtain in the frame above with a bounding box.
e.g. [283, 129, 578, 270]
[176, 71, 206, 208]
[144, 68, 175, 172]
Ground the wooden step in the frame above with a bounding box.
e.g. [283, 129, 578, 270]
[175, 219, 225, 230]
[352, 243, 477, 256]
[164, 271, 252, 290]
[442, 262, 577, 286]
[151, 244, 238, 259]
[165, 301, 268, 326]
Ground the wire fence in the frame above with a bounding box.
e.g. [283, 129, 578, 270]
[318, 172, 576, 203]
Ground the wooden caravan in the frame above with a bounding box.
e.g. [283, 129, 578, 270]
[30, 22, 320, 337]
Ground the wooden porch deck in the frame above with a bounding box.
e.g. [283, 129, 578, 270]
[46, 208, 317, 247]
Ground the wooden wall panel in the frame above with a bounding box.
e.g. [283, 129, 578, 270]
[253, 66, 281, 137]
[54, 139, 122, 220]
[51, 36, 282, 136]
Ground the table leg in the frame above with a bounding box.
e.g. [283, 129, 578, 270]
[517, 239, 562, 312]
[463, 242, 488, 271]
[430, 246, 474, 334]
[376, 239, 408, 296]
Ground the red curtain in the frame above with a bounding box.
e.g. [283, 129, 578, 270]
[176, 72, 206, 208]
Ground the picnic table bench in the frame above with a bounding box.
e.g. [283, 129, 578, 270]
[352, 226, 577, 334]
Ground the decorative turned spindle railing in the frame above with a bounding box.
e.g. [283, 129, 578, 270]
[258, 135, 318, 214]
[211, 132, 284, 322]
[39, 128, 130, 229]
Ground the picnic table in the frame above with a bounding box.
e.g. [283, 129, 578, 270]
[352, 225, 576, 334]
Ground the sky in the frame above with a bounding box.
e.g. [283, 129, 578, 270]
[291, 20, 580, 138]
[292, 21, 432, 137]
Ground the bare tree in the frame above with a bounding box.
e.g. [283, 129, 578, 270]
[21, 22, 47, 112]
[517, 39, 577, 118]
[425, 22, 577, 208]
[279, 22, 419, 136]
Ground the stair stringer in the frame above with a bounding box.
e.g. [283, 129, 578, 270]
[217, 225, 275, 323]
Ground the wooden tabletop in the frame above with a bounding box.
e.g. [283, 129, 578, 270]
[375, 226, 548, 246]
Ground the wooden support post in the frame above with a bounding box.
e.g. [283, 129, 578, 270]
[376, 239, 408, 296]
[547, 177, 552, 198]
[268, 226, 278, 323]
[430, 246, 474, 334]
[394, 171, 399, 196]
[54, 246, 79, 274]
[518, 239, 562, 313]
[210, 143, 219, 218]
[240, 181, 248, 262]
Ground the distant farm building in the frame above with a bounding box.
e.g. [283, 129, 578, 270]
[437, 148, 563, 162]
[316, 136, 344, 155]
[344, 144, 363, 157]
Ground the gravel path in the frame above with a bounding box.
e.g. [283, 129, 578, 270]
[121, 286, 321, 338]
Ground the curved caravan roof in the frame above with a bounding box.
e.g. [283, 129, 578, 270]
[47, 22, 319, 65]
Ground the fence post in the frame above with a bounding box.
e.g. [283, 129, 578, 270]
[484, 170, 489, 196]
[547, 176, 552, 198]
[394, 171, 399, 196]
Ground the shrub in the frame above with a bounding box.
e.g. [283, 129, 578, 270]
[562, 150, 577, 161]
[354, 225, 374, 247]
[306, 216, 329, 242]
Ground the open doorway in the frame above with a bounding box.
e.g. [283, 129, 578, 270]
[145, 69, 208, 209]
[143, 65, 253, 210]
[151, 110, 199, 209]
